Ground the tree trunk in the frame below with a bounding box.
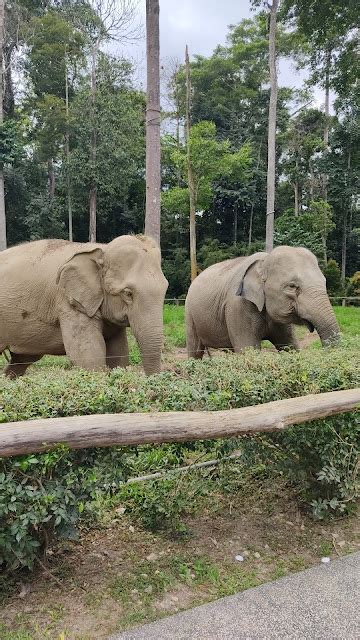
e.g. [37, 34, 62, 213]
[341, 216, 347, 286]
[234, 202, 238, 247]
[65, 50, 73, 241]
[48, 158, 55, 198]
[323, 47, 330, 149]
[294, 179, 299, 217]
[248, 143, 262, 249]
[4, 43, 15, 117]
[0, 0, 7, 251]
[185, 44, 197, 281]
[175, 71, 181, 187]
[145, 0, 161, 246]
[89, 42, 98, 243]
[248, 202, 254, 249]
[309, 169, 314, 202]
[1, 389, 358, 457]
[322, 45, 331, 203]
[265, 0, 279, 253]
[341, 147, 352, 286]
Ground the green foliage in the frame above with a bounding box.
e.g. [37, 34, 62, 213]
[347, 272, 360, 299]
[274, 212, 323, 258]
[119, 470, 211, 534]
[241, 415, 359, 520]
[0, 447, 130, 570]
[68, 55, 145, 237]
[163, 121, 251, 215]
[0, 321, 359, 570]
[323, 259, 343, 295]
[26, 11, 85, 99]
[0, 120, 23, 165]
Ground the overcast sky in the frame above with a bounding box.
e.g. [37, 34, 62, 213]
[113, 0, 326, 110]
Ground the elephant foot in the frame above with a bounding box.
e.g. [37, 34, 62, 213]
[4, 353, 43, 378]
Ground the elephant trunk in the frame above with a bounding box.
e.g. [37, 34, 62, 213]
[131, 319, 164, 376]
[302, 292, 340, 346]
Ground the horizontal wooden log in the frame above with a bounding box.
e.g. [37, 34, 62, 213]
[0, 388, 359, 458]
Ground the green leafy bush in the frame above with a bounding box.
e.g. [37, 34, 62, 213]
[241, 415, 359, 519]
[0, 338, 359, 569]
[347, 271, 360, 305]
[0, 447, 131, 570]
[323, 259, 343, 295]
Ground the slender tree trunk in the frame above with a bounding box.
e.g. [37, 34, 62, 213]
[0, 0, 7, 251]
[248, 142, 262, 249]
[294, 180, 299, 216]
[65, 51, 73, 241]
[309, 169, 314, 202]
[248, 202, 254, 249]
[323, 48, 330, 149]
[175, 83, 181, 187]
[234, 202, 238, 247]
[4, 43, 15, 117]
[341, 147, 352, 288]
[48, 158, 55, 199]
[89, 42, 98, 243]
[145, 0, 161, 246]
[341, 216, 347, 285]
[185, 44, 197, 281]
[265, 0, 279, 253]
[322, 46, 331, 204]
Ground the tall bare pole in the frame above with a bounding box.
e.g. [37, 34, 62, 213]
[0, 0, 7, 251]
[265, 0, 279, 253]
[65, 50, 73, 241]
[185, 44, 197, 281]
[89, 41, 98, 243]
[145, 0, 161, 246]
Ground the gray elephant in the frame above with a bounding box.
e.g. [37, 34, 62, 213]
[0, 235, 168, 377]
[185, 246, 340, 357]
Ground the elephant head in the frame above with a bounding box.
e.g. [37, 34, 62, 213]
[57, 235, 168, 374]
[236, 246, 340, 346]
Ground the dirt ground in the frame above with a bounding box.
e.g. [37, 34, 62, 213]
[1, 476, 359, 640]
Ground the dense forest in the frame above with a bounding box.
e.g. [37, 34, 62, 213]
[1, 0, 359, 296]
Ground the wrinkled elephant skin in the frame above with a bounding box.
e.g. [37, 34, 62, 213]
[0, 235, 168, 377]
[185, 246, 340, 358]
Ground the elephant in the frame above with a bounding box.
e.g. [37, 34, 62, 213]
[0, 235, 168, 378]
[185, 246, 340, 358]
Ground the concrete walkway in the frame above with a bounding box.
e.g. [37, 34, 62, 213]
[111, 552, 360, 639]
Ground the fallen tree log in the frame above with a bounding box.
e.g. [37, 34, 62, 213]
[0, 388, 359, 458]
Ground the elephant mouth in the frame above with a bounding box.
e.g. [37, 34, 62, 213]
[302, 319, 315, 333]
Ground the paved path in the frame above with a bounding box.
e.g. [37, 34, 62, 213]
[111, 552, 360, 639]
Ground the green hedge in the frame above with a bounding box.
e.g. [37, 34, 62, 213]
[0, 340, 359, 570]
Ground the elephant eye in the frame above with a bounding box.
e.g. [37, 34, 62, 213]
[122, 287, 133, 301]
[286, 283, 299, 295]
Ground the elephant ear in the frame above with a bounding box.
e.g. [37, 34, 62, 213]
[235, 252, 268, 312]
[57, 247, 104, 317]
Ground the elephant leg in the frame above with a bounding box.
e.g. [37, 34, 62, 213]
[268, 323, 299, 351]
[226, 304, 262, 353]
[186, 312, 205, 359]
[60, 310, 106, 371]
[4, 352, 43, 378]
[106, 328, 129, 369]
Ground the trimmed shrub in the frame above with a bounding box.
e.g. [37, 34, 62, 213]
[0, 339, 359, 570]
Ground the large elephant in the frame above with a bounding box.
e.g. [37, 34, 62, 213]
[0, 235, 168, 377]
[185, 246, 340, 357]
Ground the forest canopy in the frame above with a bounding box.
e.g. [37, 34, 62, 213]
[1, 0, 359, 296]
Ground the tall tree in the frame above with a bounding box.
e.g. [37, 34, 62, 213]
[185, 44, 197, 281]
[266, 0, 279, 252]
[0, 0, 6, 250]
[145, 0, 161, 246]
[87, 0, 139, 242]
